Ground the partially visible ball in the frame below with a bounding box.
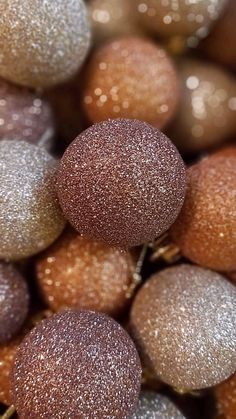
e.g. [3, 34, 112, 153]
[11, 310, 142, 418]
[0, 140, 66, 260]
[130, 264, 236, 390]
[0, 335, 23, 405]
[57, 119, 186, 247]
[215, 373, 236, 419]
[132, 391, 186, 418]
[82, 37, 179, 129]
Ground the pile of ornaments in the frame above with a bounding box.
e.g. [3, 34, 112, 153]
[0, 0, 235, 418]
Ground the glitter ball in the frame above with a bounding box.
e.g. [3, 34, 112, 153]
[82, 37, 179, 129]
[11, 310, 142, 418]
[168, 59, 236, 153]
[36, 229, 135, 316]
[170, 150, 236, 271]
[0, 263, 29, 344]
[130, 264, 236, 391]
[0, 140, 66, 261]
[214, 373, 236, 419]
[57, 119, 186, 247]
[132, 391, 186, 419]
[0, 0, 91, 88]
[0, 78, 54, 149]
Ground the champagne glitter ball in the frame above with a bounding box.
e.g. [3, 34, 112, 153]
[132, 391, 186, 419]
[0, 0, 91, 88]
[82, 37, 179, 129]
[168, 59, 236, 153]
[57, 119, 186, 247]
[36, 229, 135, 316]
[170, 151, 236, 271]
[215, 373, 236, 419]
[0, 140, 66, 261]
[0, 78, 54, 149]
[11, 310, 142, 418]
[0, 263, 29, 344]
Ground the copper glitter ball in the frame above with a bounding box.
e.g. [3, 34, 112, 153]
[57, 119, 186, 247]
[82, 37, 179, 129]
[0, 140, 66, 261]
[36, 229, 135, 316]
[215, 373, 236, 419]
[0, 0, 91, 88]
[0, 335, 22, 405]
[130, 264, 236, 390]
[168, 59, 236, 153]
[170, 151, 236, 271]
[132, 391, 186, 418]
[0, 263, 29, 344]
[11, 310, 142, 418]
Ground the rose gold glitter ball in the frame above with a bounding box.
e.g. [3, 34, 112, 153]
[57, 119, 186, 247]
[170, 151, 236, 271]
[82, 37, 179, 129]
[11, 310, 142, 418]
[36, 229, 135, 316]
[215, 373, 236, 419]
[168, 59, 236, 153]
[130, 264, 236, 390]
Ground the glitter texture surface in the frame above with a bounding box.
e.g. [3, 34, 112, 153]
[132, 391, 186, 419]
[0, 335, 22, 405]
[0, 140, 66, 261]
[57, 119, 186, 247]
[130, 264, 236, 390]
[170, 151, 236, 271]
[215, 373, 236, 419]
[0, 263, 29, 343]
[169, 59, 236, 153]
[0, 0, 91, 88]
[36, 229, 135, 316]
[82, 37, 179, 129]
[11, 310, 142, 418]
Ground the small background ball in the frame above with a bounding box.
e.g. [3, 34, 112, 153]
[132, 391, 186, 419]
[214, 373, 236, 419]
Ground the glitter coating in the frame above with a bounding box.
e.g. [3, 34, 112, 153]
[0, 140, 66, 261]
[0, 0, 91, 88]
[0, 335, 22, 405]
[169, 59, 236, 153]
[171, 151, 236, 271]
[130, 264, 236, 390]
[0, 263, 29, 343]
[215, 373, 236, 419]
[132, 391, 186, 419]
[57, 119, 186, 247]
[82, 37, 179, 129]
[11, 310, 142, 418]
[36, 229, 135, 316]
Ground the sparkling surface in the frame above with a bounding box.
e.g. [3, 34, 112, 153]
[130, 264, 236, 390]
[171, 150, 236, 271]
[11, 310, 142, 418]
[0, 140, 66, 261]
[215, 373, 236, 419]
[82, 37, 179, 129]
[0, 263, 29, 344]
[132, 391, 186, 419]
[36, 229, 135, 316]
[0, 0, 91, 88]
[0, 334, 22, 405]
[169, 59, 236, 153]
[57, 119, 186, 247]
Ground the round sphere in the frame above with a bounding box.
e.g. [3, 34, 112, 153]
[168, 59, 236, 153]
[0, 79, 54, 149]
[36, 230, 135, 316]
[132, 391, 185, 419]
[82, 37, 179, 129]
[0, 140, 66, 260]
[57, 119, 186, 247]
[0, 0, 91, 88]
[0, 263, 29, 343]
[215, 373, 236, 419]
[0, 335, 22, 405]
[170, 151, 236, 271]
[11, 310, 142, 418]
[130, 264, 236, 390]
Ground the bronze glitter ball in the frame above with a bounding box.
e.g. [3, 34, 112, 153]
[11, 309, 142, 418]
[130, 264, 236, 391]
[214, 373, 236, 419]
[0, 335, 22, 405]
[170, 151, 236, 271]
[82, 37, 179, 129]
[36, 229, 135, 316]
[0, 140, 66, 261]
[57, 119, 186, 247]
[168, 59, 236, 153]
[0, 262, 29, 344]
[0, 0, 91, 88]
[132, 391, 186, 418]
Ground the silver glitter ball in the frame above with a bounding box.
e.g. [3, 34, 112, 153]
[132, 391, 186, 419]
